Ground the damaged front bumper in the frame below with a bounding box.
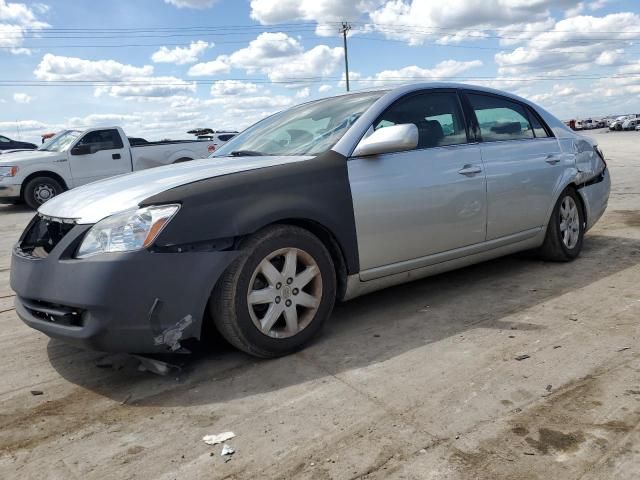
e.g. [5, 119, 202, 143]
[10, 218, 238, 353]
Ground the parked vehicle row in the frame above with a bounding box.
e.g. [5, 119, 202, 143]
[10, 83, 610, 359]
[0, 127, 216, 209]
[0, 135, 37, 154]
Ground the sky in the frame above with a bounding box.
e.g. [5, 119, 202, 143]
[0, 0, 639, 143]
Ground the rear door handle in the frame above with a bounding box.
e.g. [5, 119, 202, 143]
[458, 164, 482, 176]
[545, 154, 560, 165]
[112, 153, 121, 160]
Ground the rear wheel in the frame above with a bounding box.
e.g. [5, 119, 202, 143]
[538, 188, 584, 261]
[210, 225, 336, 358]
[23, 176, 64, 210]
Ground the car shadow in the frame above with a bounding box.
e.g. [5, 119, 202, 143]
[46, 233, 640, 407]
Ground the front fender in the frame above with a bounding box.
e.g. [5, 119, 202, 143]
[143, 150, 361, 274]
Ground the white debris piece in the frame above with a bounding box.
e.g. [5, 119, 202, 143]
[202, 431, 235, 446]
[221, 444, 235, 456]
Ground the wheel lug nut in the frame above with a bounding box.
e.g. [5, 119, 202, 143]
[286, 278, 293, 285]
[285, 300, 292, 307]
[292, 288, 299, 295]
[275, 297, 281, 304]
[276, 282, 282, 289]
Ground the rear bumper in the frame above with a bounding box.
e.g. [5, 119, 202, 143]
[0, 183, 20, 203]
[579, 168, 611, 231]
[10, 224, 239, 353]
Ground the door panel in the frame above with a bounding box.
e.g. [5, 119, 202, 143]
[479, 138, 563, 239]
[349, 143, 486, 272]
[69, 129, 131, 186]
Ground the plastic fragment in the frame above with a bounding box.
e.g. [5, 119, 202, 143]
[203, 431, 235, 446]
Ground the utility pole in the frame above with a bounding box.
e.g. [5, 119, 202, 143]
[340, 22, 352, 92]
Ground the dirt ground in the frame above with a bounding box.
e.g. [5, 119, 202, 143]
[0, 130, 638, 480]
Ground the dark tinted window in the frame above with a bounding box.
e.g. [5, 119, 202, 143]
[528, 108, 551, 138]
[218, 134, 236, 142]
[468, 94, 534, 142]
[0, 136, 9, 143]
[374, 92, 467, 150]
[77, 129, 123, 152]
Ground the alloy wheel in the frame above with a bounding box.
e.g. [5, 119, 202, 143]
[559, 195, 580, 249]
[247, 247, 323, 339]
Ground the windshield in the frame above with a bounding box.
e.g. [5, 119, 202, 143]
[213, 91, 385, 157]
[38, 130, 81, 152]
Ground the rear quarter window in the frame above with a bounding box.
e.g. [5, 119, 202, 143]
[467, 93, 534, 142]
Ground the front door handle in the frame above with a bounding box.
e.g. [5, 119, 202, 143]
[545, 154, 560, 165]
[458, 164, 482, 176]
[112, 153, 121, 160]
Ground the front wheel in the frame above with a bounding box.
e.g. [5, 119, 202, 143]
[23, 176, 64, 210]
[210, 225, 336, 358]
[538, 188, 585, 261]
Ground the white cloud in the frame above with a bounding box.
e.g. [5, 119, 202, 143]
[188, 55, 230, 76]
[0, 120, 49, 132]
[319, 84, 333, 93]
[357, 60, 483, 87]
[369, 0, 581, 45]
[495, 13, 640, 76]
[164, 0, 218, 8]
[13, 92, 32, 103]
[34, 53, 153, 81]
[295, 87, 310, 99]
[210, 80, 260, 96]
[151, 41, 211, 65]
[34, 54, 195, 98]
[223, 32, 343, 84]
[250, 0, 382, 36]
[0, 0, 49, 54]
[95, 76, 196, 98]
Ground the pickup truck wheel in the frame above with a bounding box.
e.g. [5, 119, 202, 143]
[210, 225, 336, 358]
[23, 176, 64, 210]
[538, 188, 584, 262]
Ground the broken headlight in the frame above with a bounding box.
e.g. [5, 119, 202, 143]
[76, 205, 180, 258]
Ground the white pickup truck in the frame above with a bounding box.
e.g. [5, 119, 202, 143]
[0, 126, 215, 209]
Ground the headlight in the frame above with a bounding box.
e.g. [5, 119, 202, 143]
[76, 204, 180, 258]
[0, 166, 18, 177]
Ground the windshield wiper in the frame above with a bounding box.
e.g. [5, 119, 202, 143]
[230, 150, 264, 157]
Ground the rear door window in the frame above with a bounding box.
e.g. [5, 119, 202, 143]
[374, 91, 468, 150]
[467, 93, 534, 142]
[77, 129, 124, 153]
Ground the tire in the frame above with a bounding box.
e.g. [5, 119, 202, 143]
[538, 187, 585, 262]
[23, 176, 64, 210]
[210, 225, 336, 358]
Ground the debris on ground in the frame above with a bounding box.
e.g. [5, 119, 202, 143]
[133, 355, 182, 376]
[568, 313, 579, 321]
[121, 394, 132, 405]
[203, 431, 236, 446]
[553, 345, 562, 349]
[617, 347, 631, 352]
[221, 444, 235, 456]
[30, 390, 43, 396]
[515, 355, 530, 361]
[546, 384, 552, 392]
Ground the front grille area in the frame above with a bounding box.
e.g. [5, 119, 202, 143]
[20, 297, 84, 327]
[17, 215, 75, 258]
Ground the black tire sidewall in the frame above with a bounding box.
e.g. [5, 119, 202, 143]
[231, 228, 336, 356]
[24, 177, 63, 210]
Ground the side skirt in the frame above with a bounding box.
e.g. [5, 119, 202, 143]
[343, 230, 545, 301]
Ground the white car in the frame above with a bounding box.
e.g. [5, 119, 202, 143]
[0, 127, 215, 209]
[622, 118, 640, 130]
[187, 129, 238, 153]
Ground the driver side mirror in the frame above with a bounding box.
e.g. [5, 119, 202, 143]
[71, 144, 91, 156]
[352, 123, 419, 157]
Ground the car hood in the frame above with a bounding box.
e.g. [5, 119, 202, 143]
[0, 150, 62, 163]
[38, 155, 312, 224]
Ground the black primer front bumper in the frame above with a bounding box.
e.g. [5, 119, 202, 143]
[10, 222, 238, 353]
